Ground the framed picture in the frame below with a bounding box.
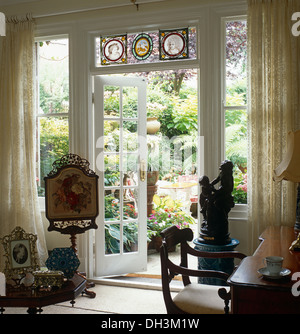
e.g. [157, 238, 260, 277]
[132, 33, 153, 60]
[0, 226, 39, 280]
[44, 154, 99, 235]
[101, 34, 127, 65]
[159, 28, 189, 60]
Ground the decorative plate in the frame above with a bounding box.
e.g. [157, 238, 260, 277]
[46, 247, 80, 279]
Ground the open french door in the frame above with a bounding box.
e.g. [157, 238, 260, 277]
[93, 75, 147, 277]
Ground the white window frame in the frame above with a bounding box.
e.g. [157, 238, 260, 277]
[221, 15, 248, 221]
[32, 1, 249, 270]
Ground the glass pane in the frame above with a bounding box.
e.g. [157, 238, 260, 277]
[225, 109, 247, 204]
[123, 86, 138, 118]
[123, 188, 138, 220]
[104, 85, 120, 117]
[225, 20, 248, 204]
[104, 120, 120, 152]
[105, 223, 120, 254]
[123, 154, 138, 184]
[37, 116, 69, 196]
[123, 121, 138, 153]
[225, 20, 247, 107]
[123, 222, 138, 253]
[38, 39, 69, 114]
[104, 155, 120, 186]
[104, 190, 120, 221]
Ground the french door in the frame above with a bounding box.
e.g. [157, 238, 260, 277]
[93, 75, 147, 276]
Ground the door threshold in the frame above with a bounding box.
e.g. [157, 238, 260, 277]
[90, 274, 183, 292]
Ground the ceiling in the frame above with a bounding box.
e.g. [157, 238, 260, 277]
[0, 0, 166, 6]
[0, 0, 170, 18]
[0, 0, 41, 5]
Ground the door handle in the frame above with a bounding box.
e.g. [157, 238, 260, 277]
[140, 159, 146, 182]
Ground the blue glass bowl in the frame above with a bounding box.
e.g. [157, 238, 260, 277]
[46, 247, 80, 279]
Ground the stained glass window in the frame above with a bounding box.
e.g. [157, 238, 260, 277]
[132, 33, 153, 61]
[159, 28, 189, 60]
[95, 27, 196, 67]
[101, 35, 127, 65]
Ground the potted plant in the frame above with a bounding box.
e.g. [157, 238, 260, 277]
[104, 195, 139, 253]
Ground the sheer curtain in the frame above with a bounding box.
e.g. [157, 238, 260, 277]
[247, 0, 300, 253]
[0, 16, 48, 270]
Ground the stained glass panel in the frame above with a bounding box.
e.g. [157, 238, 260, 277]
[95, 27, 196, 67]
[159, 28, 189, 60]
[101, 35, 127, 65]
[132, 33, 153, 60]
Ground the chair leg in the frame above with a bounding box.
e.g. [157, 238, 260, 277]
[218, 287, 231, 314]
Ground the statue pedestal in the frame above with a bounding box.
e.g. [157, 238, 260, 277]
[193, 238, 239, 286]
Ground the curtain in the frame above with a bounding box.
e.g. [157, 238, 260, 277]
[0, 16, 48, 270]
[247, 0, 300, 253]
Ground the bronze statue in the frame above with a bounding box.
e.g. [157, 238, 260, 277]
[199, 160, 234, 245]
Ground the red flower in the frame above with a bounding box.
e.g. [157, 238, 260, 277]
[67, 191, 79, 209]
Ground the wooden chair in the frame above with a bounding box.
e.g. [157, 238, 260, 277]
[160, 226, 246, 314]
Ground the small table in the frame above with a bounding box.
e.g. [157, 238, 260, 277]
[160, 182, 197, 212]
[0, 273, 86, 314]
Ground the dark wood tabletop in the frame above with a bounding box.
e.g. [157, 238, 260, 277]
[229, 226, 300, 289]
[0, 273, 86, 314]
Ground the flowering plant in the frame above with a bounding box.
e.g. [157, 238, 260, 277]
[232, 171, 247, 204]
[162, 167, 184, 183]
[236, 173, 247, 192]
[147, 195, 195, 239]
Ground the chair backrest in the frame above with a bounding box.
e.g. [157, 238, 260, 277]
[160, 226, 193, 313]
[160, 226, 194, 288]
[160, 225, 193, 250]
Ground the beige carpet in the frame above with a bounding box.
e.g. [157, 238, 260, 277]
[3, 283, 172, 314]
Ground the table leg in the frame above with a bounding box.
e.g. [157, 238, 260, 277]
[27, 307, 38, 314]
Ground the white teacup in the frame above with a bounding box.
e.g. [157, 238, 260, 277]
[263, 256, 283, 276]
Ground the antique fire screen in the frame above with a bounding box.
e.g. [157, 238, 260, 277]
[44, 154, 99, 253]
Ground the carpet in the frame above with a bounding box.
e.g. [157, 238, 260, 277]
[3, 283, 172, 314]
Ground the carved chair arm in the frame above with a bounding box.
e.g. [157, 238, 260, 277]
[184, 242, 247, 260]
[167, 259, 230, 283]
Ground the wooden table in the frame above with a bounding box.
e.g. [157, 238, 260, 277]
[0, 273, 86, 314]
[228, 226, 300, 314]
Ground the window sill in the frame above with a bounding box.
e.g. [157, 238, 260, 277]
[229, 203, 248, 221]
[39, 197, 45, 212]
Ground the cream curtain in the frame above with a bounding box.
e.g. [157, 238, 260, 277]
[0, 16, 48, 270]
[247, 0, 300, 253]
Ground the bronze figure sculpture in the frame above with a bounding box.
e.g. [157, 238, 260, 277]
[199, 160, 235, 245]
